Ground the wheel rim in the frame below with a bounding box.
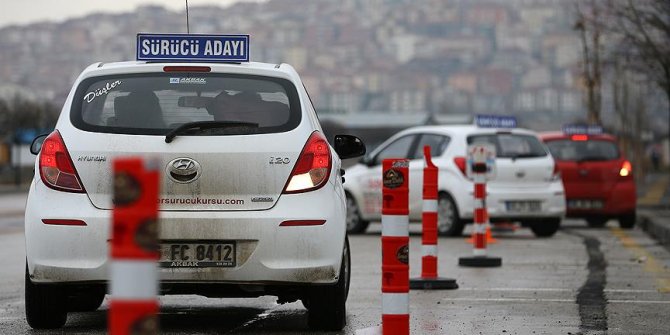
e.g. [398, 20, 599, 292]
[437, 197, 455, 233]
[346, 196, 360, 231]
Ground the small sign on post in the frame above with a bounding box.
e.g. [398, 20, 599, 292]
[459, 144, 502, 268]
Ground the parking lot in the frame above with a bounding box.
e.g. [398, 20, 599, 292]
[1, 191, 669, 334]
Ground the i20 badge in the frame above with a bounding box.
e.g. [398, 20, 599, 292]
[167, 157, 201, 184]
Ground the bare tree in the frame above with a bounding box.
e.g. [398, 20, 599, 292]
[574, 0, 605, 125]
[608, 0, 670, 136]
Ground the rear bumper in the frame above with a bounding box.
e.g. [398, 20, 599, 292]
[565, 180, 636, 217]
[25, 180, 345, 285]
[458, 181, 566, 220]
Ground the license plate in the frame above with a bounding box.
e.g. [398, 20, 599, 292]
[567, 199, 604, 209]
[505, 201, 541, 213]
[159, 242, 236, 268]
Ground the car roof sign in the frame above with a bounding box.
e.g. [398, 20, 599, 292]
[562, 124, 603, 135]
[136, 33, 250, 62]
[475, 114, 517, 128]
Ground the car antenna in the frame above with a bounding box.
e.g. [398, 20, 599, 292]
[185, 0, 190, 33]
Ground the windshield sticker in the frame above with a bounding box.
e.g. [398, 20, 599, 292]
[169, 77, 207, 85]
[83, 80, 122, 103]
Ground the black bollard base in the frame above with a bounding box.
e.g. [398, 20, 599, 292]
[458, 256, 502, 267]
[409, 276, 459, 290]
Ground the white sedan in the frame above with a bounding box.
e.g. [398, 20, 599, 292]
[344, 125, 565, 237]
[25, 59, 364, 330]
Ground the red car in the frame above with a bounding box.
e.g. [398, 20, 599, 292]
[540, 130, 636, 228]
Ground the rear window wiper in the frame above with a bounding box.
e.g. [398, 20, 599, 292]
[165, 121, 259, 143]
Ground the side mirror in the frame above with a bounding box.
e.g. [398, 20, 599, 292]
[30, 134, 48, 155]
[334, 135, 366, 159]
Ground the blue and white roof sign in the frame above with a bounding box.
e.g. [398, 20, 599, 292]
[475, 114, 517, 128]
[136, 33, 249, 62]
[562, 124, 603, 135]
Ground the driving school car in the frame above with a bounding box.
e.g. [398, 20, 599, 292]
[541, 125, 636, 228]
[344, 115, 566, 237]
[24, 33, 364, 331]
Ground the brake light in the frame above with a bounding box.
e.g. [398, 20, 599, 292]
[571, 134, 588, 141]
[620, 160, 632, 177]
[39, 131, 85, 193]
[454, 156, 467, 176]
[550, 163, 561, 181]
[163, 66, 211, 72]
[283, 132, 332, 194]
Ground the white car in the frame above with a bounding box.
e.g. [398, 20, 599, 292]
[344, 124, 565, 237]
[25, 56, 364, 330]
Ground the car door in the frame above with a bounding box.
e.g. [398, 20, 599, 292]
[357, 134, 419, 220]
[406, 134, 450, 220]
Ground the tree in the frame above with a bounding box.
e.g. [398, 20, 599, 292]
[608, 0, 670, 137]
[574, 0, 605, 125]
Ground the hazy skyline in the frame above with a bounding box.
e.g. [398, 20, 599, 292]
[0, 0, 262, 27]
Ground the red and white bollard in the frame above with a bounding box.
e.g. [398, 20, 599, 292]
[109, 158, 160, 335]
[381, 159, 410, 335]
[410, 146, 458, 290]
[459, 145, 502, 267]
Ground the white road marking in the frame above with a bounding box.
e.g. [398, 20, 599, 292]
[456, 287, 659, 293]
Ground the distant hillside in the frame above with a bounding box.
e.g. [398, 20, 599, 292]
[0, 0, 666, 132]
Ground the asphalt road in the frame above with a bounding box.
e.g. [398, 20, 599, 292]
[1, 192, 670, 334]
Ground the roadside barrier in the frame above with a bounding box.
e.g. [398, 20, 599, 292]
[409, 146, 458, 290]
[109, 158, 160, 335]
[459, 146, 502, 267]
[381, 158, 410, 335]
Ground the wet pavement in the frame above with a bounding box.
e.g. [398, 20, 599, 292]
[1, 191, 670, 334]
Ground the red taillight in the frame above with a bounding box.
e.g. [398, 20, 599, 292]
[620, 160, 632, 177]
[550, 162, 561, 181]
[39, 131, 85, 193]
[454, 156, 467, 176]
[163, 66, 211, 72]
[571, 134, 588, 141]
[283, 132, 332, 194]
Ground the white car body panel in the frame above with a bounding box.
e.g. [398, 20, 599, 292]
[25, 61, 346, 285]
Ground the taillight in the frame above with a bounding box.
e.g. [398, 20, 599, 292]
[283, 132, 332, 194]
[620, 160, 632, 177]
[453, 156, 467, 176]
[550, 163, 561, 181]
[571, 134, 588, 141]
[39, 131, 85, 193]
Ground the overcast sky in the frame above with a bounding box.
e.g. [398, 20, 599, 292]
[0, 0, 261, 27]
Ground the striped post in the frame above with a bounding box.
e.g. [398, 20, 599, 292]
[459, 145, 502, 267]
[381, 158, 409, 335]
[109, 158, 160, 335]
[409, 146, 458, 290]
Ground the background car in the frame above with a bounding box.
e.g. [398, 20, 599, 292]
[541, 130, 636, 228]
[345, 124, 566, 237]
[24, 58, 364, 331]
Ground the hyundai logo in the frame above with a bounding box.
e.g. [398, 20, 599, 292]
[166, 158, 201, 183]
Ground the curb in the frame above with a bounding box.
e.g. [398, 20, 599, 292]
[637, 209, 670, 250]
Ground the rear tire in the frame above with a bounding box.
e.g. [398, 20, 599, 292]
[306, 236, 349, 331]
[346, 193, 370, 234]
[437, 193, 465, 237]
[530, 218, 561, 237]
[586, 217, 608, 228]
[619, 213, 636, 229]
[25, 264, 67, 329]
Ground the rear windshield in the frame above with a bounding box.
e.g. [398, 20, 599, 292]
[467, 133, 548, 159]
[545, 139, 620, 161]
[71, 73, 301, 135]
